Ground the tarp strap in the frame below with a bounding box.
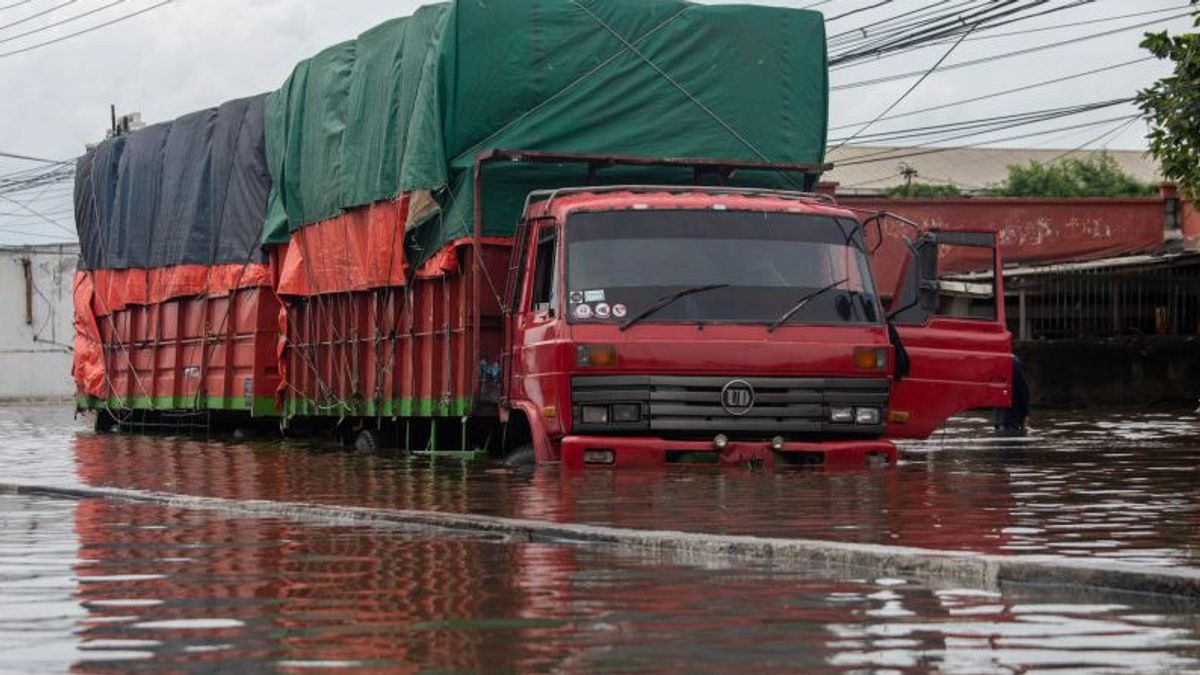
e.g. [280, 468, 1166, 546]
[451, 5, 692, 167]
[568, 0, 772, 165]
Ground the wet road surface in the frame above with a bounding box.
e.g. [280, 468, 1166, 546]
[2, 404, 1200, 671]
[4, 492, 1200, 673]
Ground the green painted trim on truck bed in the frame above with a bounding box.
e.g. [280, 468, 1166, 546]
[280, 396, 472, 419]
[78, 395, 473, 420]
[77, 395, 279, 417]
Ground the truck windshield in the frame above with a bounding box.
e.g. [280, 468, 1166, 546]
[565, 209, 880, 326]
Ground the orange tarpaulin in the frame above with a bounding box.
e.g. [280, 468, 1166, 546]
[87, 263, 272, 318]
[72, 272, 105, 398]
[276, 198, 410, 296]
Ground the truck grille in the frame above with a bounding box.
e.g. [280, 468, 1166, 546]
[571, 375, 888, 437]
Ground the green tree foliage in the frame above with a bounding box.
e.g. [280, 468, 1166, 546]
[885, 183, 963, 198]
[998, 153, 1155, 198]
[1137, 3, 1200, 199]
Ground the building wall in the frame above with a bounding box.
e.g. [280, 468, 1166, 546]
[1018, 337, 1200, 408]
[0, 245, 78, 400]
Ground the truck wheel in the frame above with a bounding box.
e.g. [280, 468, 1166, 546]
[354, 429, 382, 454]
[502, 444, 537, 470]
[94, 410, 117, 433]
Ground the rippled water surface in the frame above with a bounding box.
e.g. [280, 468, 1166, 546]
[2, 405, 1198, 567]
[4, 492, 1200, 673]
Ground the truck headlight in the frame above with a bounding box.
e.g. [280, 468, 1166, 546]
[580, 405, 609, 424]
[611, 403, 641, 423]
[855, 407, 880, 425]
[830, 407, 854, 423]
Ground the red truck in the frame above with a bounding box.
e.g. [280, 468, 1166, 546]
[78, 151, 1013, 470]
[478, 158, 1013, 469]
[74, 3, 1014, 467]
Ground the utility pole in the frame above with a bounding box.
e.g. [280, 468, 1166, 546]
[899, 162, 918, 197]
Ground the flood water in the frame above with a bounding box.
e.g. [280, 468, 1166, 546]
[4, 405, 1200, 567]
[5, 492, 1200, 673]
[2, 404, 1200, 671]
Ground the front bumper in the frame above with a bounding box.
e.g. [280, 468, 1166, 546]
[560, 435, 897, 469]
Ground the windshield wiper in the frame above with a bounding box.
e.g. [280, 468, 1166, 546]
[767, 278, 849, 333]
[619, 284, 730, 331]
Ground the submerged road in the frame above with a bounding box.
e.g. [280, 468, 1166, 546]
[1, 404, 1199, 671]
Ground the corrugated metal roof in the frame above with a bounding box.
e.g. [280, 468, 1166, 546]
[824, 146, 1161, 195]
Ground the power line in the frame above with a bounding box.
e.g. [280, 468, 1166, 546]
[830, 23, 975, 153]
[828, 1, 1087, 68]
[927, 4, 1192, 46]
[833, 113, 1142, 167]
[0, 0, 129, 47]
[1045, 116, 1143, 163]
[0, 150, 63, 163]
[0, 0, 172, 59]
[828, 57, 1155, 131]
[830, 98, 1135, 146]
[0, 192, 76, 236]
[832, 10, 1195, 90]
[0, 0, 78, 32]
[830, 2, 1180, 70]
[825, 0, 893, 24]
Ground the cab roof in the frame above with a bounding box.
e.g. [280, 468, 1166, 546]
[525, 186, 857, 223]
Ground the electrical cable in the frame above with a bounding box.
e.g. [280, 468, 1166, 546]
[833, 113, 1141, 167]
[0, 0, 128, 46]
[924, 4, 1192, 47]
[0, 0, 172, 59]
[828, 57, 1155, 131]
[0, 150, 62, 163]
[829, 0, 1073, 67]
[825, 0, 893, 24]
[0, 0, 36, 11]
[830, 23, 975, 153]
[1044, 116, 1143, 163]
[0, 192, 76, 236]
[830, 1, 1172, 69]
[0, 0, 77, 32]
[832, 10, 1195, 89]
[830, 98, 1135, 146]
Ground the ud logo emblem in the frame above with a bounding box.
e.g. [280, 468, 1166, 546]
[720, 380, 755, 416]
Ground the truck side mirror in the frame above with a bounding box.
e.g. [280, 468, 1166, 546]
[914, 233, 940, 313]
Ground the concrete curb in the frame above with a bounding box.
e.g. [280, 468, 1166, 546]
[7, 482, 1200, 598]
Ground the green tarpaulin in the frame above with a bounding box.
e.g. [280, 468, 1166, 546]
[262, 0, 829, 260]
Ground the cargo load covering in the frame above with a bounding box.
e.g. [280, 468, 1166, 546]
[262, 0, 830, 281]
[72, 95, 274, 401]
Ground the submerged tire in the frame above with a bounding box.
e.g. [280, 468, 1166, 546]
[354, 429, 382, 454]
[93, 410, 117, 434]
[502, 444, 537, 470]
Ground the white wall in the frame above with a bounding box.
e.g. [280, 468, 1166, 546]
[0, 245, 78, 400]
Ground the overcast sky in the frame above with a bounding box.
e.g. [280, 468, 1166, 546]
[0, 0, 1193, 244]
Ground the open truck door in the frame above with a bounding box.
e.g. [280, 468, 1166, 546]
[885, 229, 1012, 439]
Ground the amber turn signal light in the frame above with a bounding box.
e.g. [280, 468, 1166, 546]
[576, 344, 618, 367]
[888, 410, 911, 424]
[853, 347, 887, 370]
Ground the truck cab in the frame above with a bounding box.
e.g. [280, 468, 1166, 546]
[498, 186, 1013, 469]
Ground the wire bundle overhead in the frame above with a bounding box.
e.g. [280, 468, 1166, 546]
[827, 0, 1095, 68]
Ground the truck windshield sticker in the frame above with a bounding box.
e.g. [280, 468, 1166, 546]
[583, 289, 606, 303]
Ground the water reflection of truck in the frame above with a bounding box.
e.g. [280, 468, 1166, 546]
[72, 1, 1013, 468]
